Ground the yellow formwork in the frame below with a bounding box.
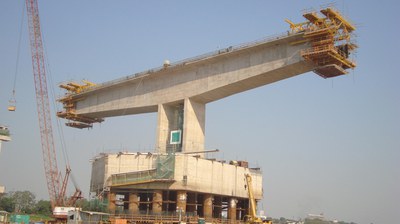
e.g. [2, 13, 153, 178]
[287, 6, 357, 78]
[57, 80, 103, 128]
[59, 80, 96, 94]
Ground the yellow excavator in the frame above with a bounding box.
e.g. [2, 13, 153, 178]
[244, 173, 272, 224]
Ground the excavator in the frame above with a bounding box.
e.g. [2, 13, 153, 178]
[244, 174, 272, 224]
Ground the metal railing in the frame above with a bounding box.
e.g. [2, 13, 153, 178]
[301, 44, 356, 67]
[110, 153, 175, 186]
[110, 213, 243, 224]
[111, 169, 157, 186]
[76, 31, 298, 94]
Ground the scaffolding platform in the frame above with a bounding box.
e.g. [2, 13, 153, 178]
[288, 7, 357, 78]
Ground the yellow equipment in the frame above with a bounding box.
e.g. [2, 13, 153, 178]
[7, 105, 16, 112]
[59, 80, 96, 94]
[57, 80, 102, 129]
[8, 91, 16, 112]
[244, 174, 272, 224]
[286, 6, 357, 78]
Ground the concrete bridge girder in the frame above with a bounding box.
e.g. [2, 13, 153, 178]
[66, 34, 315, 154]
[75, 34, 312, 118]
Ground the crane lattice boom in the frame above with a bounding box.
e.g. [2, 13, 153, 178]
[25, 0, 61, 209]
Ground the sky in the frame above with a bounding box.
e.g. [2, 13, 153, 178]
[0, 1, 399, 223]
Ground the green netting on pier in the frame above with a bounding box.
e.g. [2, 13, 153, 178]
[155, 153, 175, 179]
[111, 153, 175, 186]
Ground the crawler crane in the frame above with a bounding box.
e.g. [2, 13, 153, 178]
[25, 0, 81, 219]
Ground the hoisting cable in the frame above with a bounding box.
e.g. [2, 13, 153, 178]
[44, 35, 80, 194]
[9, 1, 26, 112]
[42, 32, 71, 171]
[42, 30, 77, 197]
[41, 8, 80, 198]
[70, 170, 80, 191]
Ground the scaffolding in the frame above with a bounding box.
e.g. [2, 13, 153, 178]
[57, 80, 103, 128]
[287, 6, 357, 78]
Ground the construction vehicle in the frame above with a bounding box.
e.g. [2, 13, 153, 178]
[25, 0, 82, 220]
[244, 174, 272, 224]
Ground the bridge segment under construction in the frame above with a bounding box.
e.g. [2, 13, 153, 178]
[58, 6, 357, 223]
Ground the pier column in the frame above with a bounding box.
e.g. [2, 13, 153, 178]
[129, 192, 139, 214]
[228, 198, 237, 222]
[153, 190, 163, 214]
[213, 196, 222, 218]
[156, 99, 205, 156]
[176, 191, 187, 213]
[186, 192, 197, 214]
[182, 98, 205, 156]
[203, 194, 213, 219]
[156, 103, 183, 154]
[108, 192, 116, 213]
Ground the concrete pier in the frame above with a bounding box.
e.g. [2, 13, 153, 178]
[129, 192, 139, 214]
[203, 194, 213, 219]
[152, 190, 163, 214]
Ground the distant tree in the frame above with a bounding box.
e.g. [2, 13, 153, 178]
[34, 200, 52, 216]
[78, 198, 90, 210]
[9, 191, 36, 213]
[0, 194, 15, 212]
[78, 198, 107, 212]
[304, 218, 330, 224]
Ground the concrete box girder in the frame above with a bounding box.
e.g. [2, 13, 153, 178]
[71, 34, 312, 119]
[65, 33, 314, 154]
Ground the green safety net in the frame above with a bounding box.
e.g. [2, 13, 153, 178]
[111, 153, 175, 186]
[0, 129, 10, 136]
[155, 153, 175, 179]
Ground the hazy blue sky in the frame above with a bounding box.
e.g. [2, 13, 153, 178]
[0, 1, 399, 223]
